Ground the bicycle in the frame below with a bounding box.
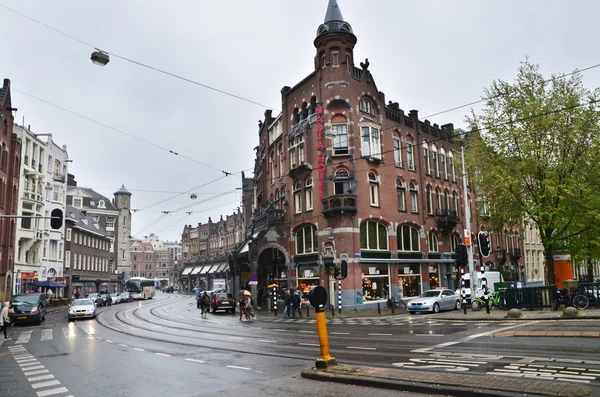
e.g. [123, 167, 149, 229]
[472, 291, 502, 311]
[386, 296, 408, 311]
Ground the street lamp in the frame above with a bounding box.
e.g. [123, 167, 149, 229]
[91, 50, 110, 66]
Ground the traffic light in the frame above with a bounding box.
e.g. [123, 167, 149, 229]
[50, 208, 63, 230]
[334, 266, 341, 279]
[478, 231, 490, 258]
[456, 244, 468, 266]
[341, 260, 348, 279]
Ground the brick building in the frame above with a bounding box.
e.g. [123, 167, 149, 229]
[64, 205, 113, 296]
[180, 210, 244, 292]
[0, 78, 21, 301]
[129, 236, 181, 287]
[239, 0, 524, 309]
[130, 241, 155, 278]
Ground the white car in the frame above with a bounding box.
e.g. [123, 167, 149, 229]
[110, 293, 121, 305]
[68, 299, 97, 321]
[408, 289, 461, 314]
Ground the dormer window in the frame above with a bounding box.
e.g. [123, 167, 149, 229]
[361, 98, 374, 115]
[73, 198, 82, 208]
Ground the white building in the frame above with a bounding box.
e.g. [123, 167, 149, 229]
[13, 125, 68, 294]
[522, 218, 545, 285]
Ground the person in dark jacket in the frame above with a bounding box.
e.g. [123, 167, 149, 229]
[293, 290, 303, 318]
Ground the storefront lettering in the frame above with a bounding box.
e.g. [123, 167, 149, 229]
[315, 106, 326, 199]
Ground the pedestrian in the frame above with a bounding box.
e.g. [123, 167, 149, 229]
[245, 295, 255, 320]
[294, 290, 303, 318]
[282, 290, 293, 319]
[239, 294, 247, 321]
[200, 292, 210, 318]
[1, 301, 10, 340]
[257, 287, 264, 309]
[74, 290, 80, 299]
[46, 288, 54, 302]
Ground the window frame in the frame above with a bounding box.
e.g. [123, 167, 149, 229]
[360, 123, 381, 159]
[397, 224, 420, 252]
[396, 178, 406, 211]
[393, 136, 402, 167]
[360, 221, 388, 251]
[427, 232, 439, 253]
[331, 123, 349, 155]
[295, 224, 318, 255]
[368, 171, 379, 207]
[409, 182, 418, 213]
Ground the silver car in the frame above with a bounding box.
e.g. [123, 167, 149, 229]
[68, 298, 97, 321]
[408, 289, 461, 314]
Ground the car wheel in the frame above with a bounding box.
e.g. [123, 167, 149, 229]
[455, 300, 461, 310]
[432, 303, 440, 313]
[409, 311, 416, 314]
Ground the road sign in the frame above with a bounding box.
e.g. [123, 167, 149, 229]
[248, 281, 258, 285]
[250, 273, 257, 282]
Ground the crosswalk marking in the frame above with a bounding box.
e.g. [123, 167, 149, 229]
[24, 369, 49, 376]
[62, 326, 76, 338]
[28, 374, 55, 382]
[16, 331, 32, 344]
[31, 380, 61, 389]
[36, 386, 69, 396]
[41, 329, 53, 341]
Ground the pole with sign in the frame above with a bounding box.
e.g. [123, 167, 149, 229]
[308, 285, 336, 369]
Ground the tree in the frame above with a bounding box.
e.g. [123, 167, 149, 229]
[466, 60, 600, 284]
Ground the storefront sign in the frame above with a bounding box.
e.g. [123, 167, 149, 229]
[213, 279, 226, 290]
[21, 272, 35, 279]
[72, 275, 80, 281]
[241, 272, 251, 280]
[315, 106, 326, 199]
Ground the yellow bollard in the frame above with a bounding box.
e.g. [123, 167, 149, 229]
[310, 286, 337, 369]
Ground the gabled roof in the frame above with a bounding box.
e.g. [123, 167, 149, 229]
[68, 187, 117, 211]
[65, 205, 110, 238]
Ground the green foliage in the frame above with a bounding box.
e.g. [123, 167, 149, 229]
[465, 60, 600, 283]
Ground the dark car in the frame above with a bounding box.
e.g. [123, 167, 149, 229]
[8, 293, 47, 325]
[165, 286, 174, 293]
[211, 292, 235, 314]
[119, 291, 133, 303]
[99, 293, 113, 306]
[87, 293, 103, 306]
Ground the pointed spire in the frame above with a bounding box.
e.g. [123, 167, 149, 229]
[324, 0, 344, 23]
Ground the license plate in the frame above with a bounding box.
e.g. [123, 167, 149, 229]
[77, 313, 86, 316]
[18, 316, 27, 320]
[413, 306, 421, 309]
[222, 301, 230, 304]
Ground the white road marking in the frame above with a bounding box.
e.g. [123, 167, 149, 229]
[412, 322, 532, 353]
[21, 365, 45, 371]
[368, 333, 392, 336]
[185, 358, 206, 364]
[228, 336, 244, 340]
[271, 328, 285, 331]
[155, 353, 171, 357]
[16, 331, 32, 344]
[118, 344, 128, 347]
[31, 380, 61, 389]
[331, 332, 350, 335]
[20, 361, 42, 368]
[36, 387, 69, 396]
[347, 346, 376, 350]
[134, 348, 145, 352]
[105, 340, 114, 344]
[41, 329, 53, 341]
[226, 365, 251, 370]
[16, 357, 37, 363]
[258, 340, 277, 343]
[416, 334, 444, 336]
[298, 330, 314, 333]
[24, 369, 49, 376]
[298, 343, 319, 347]
[28, 374, 55, 382]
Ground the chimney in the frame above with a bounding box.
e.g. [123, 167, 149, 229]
[441, 123, 454, 132]
[3, 79, 10, 89]
[409, 109, 419, 120]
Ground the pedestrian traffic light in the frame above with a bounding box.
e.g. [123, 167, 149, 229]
[334, 266, 341, 279]
[340, 260, 348, 279]
[478, 231, 490, 258]
[456, 244, 468, 266]
[50, 208, 63, 230]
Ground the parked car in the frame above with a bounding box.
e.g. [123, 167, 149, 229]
[119, 291, 133, 303]
[165, 286, 174, 293]
[110, 293, 121, 305]
[87, 293, 104, 307]
[8, 293, 47, 325]
[211, 292, 235, 314]
[408, 289, 461, 314]
[68, 298, 97, 321]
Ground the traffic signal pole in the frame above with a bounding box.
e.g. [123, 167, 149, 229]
[461, 144, 476, 306]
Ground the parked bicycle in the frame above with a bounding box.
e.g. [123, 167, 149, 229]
[386, 295, 408, 310]
[471, 291, 503, 311]
[553, 288, 589, 310]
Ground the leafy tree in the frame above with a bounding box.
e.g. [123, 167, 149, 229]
[465, 60, 600, 284]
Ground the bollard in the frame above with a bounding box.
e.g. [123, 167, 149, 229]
[309, 285, 337, 370]
[338, 280, 342, 315]
[377, 301, 381, 314]
[391, 297, 395, 314]
[331, 304, 335, 317]
[306, 304, 309, 318]
[273, 286, 277, 317]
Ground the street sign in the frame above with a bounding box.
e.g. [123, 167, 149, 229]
[250, 273, 257, 282]
[248, 281, 258, 285]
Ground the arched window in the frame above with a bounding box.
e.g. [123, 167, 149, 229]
[427, 232, 439, 253]
[393, 132, 402, 167]
[425, 185, 433, 215]
[431, 144, 439, 177]
[440, 148, 447, 179]
[360, 221, 388, 251]
[451, 234, 461, 253]
[397, 225, 420, 252]
[423, 142, 431, 175]
[368, 171, 379, 206]
[396, 178, 405, 211]
[435, 187, 442, 212]
[360, 97, 374, 114]
[296, 224, 318, 255]
[452, 191, 459, 213]
[294, 180, 302, 214]
[274, 189, 280, 209]
[334, 167, 351, 195]
[409, 181, 418, 213]
[448, 151, 456, 181]
[305, 177, 313, 211]
[444, 189, 450, 210]
[406, 140, 415, 170]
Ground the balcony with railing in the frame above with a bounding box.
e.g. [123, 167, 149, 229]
[288, 162, 313, 178]
[510, 247, 522, 262]
[289, 112, 317, 137]
[322, 194, 357, 218]
[251, 205, 285, 232]
[22, 190, 44, 203]
[435, 209, 458, 234]
[53, 173, 66, 182]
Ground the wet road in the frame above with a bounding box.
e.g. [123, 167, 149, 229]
[1, 292, 599, 397]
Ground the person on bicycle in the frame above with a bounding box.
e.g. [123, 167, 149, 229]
[200, 292, 210, 318]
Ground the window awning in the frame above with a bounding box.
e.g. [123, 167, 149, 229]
[199, 266, 210, 275]
[191, 266, 203, 275]
[359, 258, 455, 264]
[181, 267, 194, 275]
[205, 265, 217, 275]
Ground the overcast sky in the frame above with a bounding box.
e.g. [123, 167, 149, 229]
[1, 0, 599, 242]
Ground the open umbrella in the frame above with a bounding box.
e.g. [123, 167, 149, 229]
[243, 290, 252, 296]
[268, 283, 278, 289]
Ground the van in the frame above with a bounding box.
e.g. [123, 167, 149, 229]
[8, 293, 47, 325]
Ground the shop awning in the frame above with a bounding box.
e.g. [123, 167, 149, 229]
[217, 263, 229, 273]
[359, 258, 456, 264]
[181, 267, 194, 276]
[237, 242, 249, 255]
[191, 266, 203, 275]
[205, 265, 217, 275]
[199, 266, 210, 275]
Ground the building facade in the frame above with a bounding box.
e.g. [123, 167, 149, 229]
[0, 78, 21, 302]
[64, 205, 113, 296]
[180, 210, 244, 292]
[130, 240, 155, 279]
[239, 0, 524, 309]
[66, 176, 132, 291]
[12, 124, 68, 295]
[130, 235, 181, 287]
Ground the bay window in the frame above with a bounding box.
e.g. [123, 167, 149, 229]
[360, 124, 381, 159]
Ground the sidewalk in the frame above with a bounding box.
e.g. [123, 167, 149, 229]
[433, 308, 600, 321]
[301, 364, 596, 397]
[256, 305, 408, 319]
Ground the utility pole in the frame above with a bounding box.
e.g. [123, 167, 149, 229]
[460, 143, 476, 304]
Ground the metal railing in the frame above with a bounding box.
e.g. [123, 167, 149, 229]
[503, 282, 600, 310]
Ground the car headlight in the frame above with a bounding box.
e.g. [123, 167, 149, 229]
[86, 309, 94, 313]
[31, 306, 39, 313]
[69, 309, 75, 314]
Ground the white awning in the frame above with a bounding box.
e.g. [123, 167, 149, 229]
[218, 263, 229, 273]
[191, 266, 203, 275]
[199, 266, 210, 275]
[205, 265, 217, 275]
[238, 242, 249, 255]
[181, 267, 194, 275]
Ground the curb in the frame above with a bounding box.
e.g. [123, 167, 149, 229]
[435, 315, 600, 322]
[493, 330, 600, 338]
[300, 368, 596, 397]
[47, 306, 68, 314]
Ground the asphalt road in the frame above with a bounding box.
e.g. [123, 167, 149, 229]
[1, 292, 599, 397]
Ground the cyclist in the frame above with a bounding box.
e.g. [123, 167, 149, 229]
[200, 292, 210, 318]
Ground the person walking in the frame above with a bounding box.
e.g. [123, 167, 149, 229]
[294, 290, 303, 318]
[239, 294, 247, 321]
[200, 292, 210, 318]
[1, 301, 10, 340]
[282, 290, 292, 319]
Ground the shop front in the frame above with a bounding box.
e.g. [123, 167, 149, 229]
[296, 263, 320, 303]
[16, 271, 37, 294]
[398, 263, 421, 298]
[360, 263, 391, 304]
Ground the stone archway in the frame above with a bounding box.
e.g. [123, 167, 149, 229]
[257, 246, 288, 291]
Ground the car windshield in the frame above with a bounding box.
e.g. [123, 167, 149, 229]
[88, 294, 99, 298]
[419, 291, 441, 298]
[217, 293, 229, 299]
[11, 295, 40, 305]
[110, 294, 118, 297]
[72, 299, 93, 306]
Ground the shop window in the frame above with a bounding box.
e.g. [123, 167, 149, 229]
[361, 263, 390, 302]
[297, 264, 320, 302]
[399, 264, 421, 297]
[409, 181, 418, 212]
[295, 224, 318, 255]
[397, 224, 420, 252]
[428, 265, 440, 289]
[360, 221, 388, 251]
[334, 168, 351, 195]
[427, 232, 439, 253]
